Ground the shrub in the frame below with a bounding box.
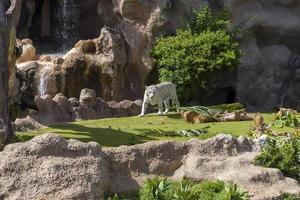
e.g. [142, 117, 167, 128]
[139, 177, 172, 200]
[255, 137, 300, 183]
[139, 177, 249, 200]
[152, 7, 242, 101]
[274, 108, 300, 128]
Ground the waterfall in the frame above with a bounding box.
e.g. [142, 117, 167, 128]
[61, 0, 69, 52]
[38, 63, 53, 96]
[58, 0, 80, 52]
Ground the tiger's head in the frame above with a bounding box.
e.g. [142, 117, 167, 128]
[144, 85, 158, 104]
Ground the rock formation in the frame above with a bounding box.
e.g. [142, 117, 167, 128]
[16, 26, 128, 108]
[0, 0, 22, 147]
[222, 0, 300, 111]
[1, 133, 300, 199]
[16, 0, 204, 102]
[14, 0, 300, 111]
[14, 88, 143, 128]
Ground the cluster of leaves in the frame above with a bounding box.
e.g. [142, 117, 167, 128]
[274, 108, 300, 128]
[138, 128, 208, 137]
[255, 137, 300, 183]
[109, 177, 250, 200]
[179, 106, 222, 119]
[152, 7, 242, 101]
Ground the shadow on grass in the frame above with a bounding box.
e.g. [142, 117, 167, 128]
[46, 123, 156, 147]
[166, 113, 182, 119]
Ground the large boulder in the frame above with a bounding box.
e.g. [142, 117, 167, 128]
[14, 115, 45, 131]
[75, 89, 112, 120]
[79, 88, 96, 106]
[0, 133, 109, 199]
[110, 99, 143, 117]
[33, 94, 75, 124]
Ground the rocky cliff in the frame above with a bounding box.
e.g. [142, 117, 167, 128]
[17, 0, 204, 101]
[15, 0, 300, 111]
[224, 0, 300, 111]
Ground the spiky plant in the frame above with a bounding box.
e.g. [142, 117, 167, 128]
[171, 179, 201, 200]
[139, 177, 171, 200]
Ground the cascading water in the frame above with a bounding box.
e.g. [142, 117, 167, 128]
[58, 0, 80, 52]
[38, 63, 53, 96]
[61, 0, 69, 52]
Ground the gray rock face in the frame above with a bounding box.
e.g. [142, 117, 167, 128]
[222, 0, 300, 111]
[1, 133, 298, 200]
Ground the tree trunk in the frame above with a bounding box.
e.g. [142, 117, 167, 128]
[0, 0, 22, 148]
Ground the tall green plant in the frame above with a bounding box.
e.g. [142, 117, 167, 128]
[152, 7, 242, 101]
[139, 177, 172, 200]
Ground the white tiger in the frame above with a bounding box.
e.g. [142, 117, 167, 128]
[138, 82, 180, 117]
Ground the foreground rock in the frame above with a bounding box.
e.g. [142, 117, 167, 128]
[0, 134, 109, 200]
[1, 134, 300, 199]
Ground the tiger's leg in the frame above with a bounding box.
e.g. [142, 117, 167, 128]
[138, 102, 148, 117]
[157, 100, 164, 115]
[163, 100, 170, 115]
[172, 97, 180, 113]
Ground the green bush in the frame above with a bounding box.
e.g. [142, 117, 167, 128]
[274, 108, 300, 128]
[255, 137, 300, 183]
[152, 7, 242, 101]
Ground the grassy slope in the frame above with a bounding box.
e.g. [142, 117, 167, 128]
[16, 113, 297, 147]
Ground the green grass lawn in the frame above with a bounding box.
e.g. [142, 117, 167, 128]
[15, 113, 299, 147]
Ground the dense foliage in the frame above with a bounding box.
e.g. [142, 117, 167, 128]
[108, 177, 250, 200]
[152, 7, 242, 101]
[255, 137, 300, 183]
[274, 108, 300, 128]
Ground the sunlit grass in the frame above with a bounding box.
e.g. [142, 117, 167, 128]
[15, 112, 299, 147]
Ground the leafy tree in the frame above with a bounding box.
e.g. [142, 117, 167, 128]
[152, 7, 242, 101]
